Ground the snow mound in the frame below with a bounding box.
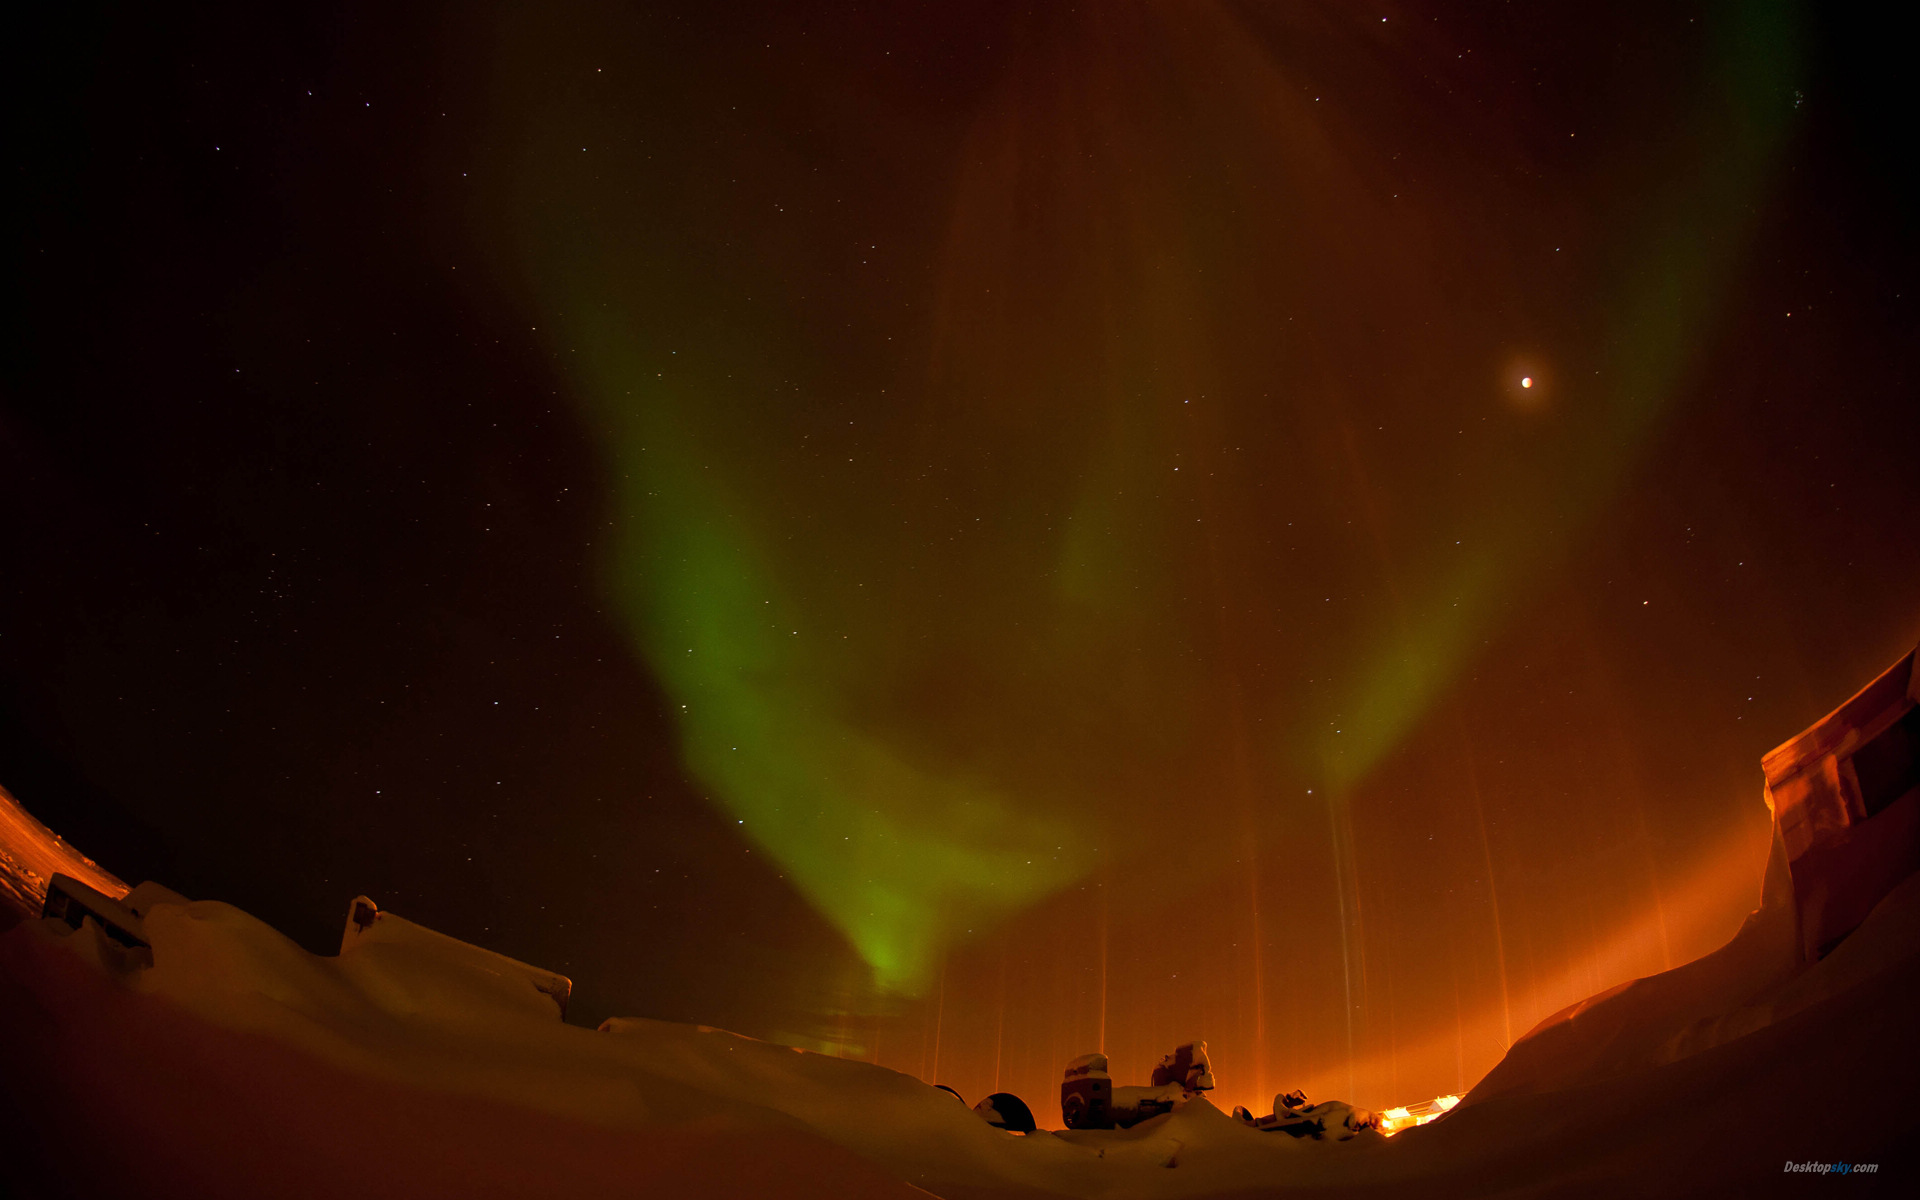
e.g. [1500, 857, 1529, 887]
[3, 644, 1916, 1196]
[5, 869, 1914, 1198]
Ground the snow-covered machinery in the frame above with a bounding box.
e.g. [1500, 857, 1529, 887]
[972, 1091, 1038, 1133]
[1060, 1041, 1214, 1130]
[41, 873, 148, 950]
[1232, 1088, 1380, 1140]
[1150, 1040, 1215, 1091]
[1060, 1053, 1112, 1129]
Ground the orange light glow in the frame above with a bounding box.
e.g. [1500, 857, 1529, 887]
[1377, 1092, 1460, 1135]
[1304, 817, 1772, 1116]
[0, 785, 129, 918]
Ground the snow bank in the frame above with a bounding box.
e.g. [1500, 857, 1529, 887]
[3, 644, 1915, 1196]
[4, 868, 1915, 1199]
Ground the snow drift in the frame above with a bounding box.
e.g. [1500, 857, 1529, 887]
[2, 644, 1917, 1197]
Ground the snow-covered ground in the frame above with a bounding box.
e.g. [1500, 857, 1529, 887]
[3, 823, 1915, 1199]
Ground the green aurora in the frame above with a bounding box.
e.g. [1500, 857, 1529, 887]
[493, 0, 1801, 997]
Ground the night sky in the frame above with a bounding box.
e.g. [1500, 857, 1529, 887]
[5, 1, 1918, 1120]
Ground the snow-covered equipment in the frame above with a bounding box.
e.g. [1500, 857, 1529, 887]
[42, 873, 147, 949]
[1107, 1083, 1186, 1127]
[1059, 1052, 1113, 1129]
[972, 1091, 1036, 1133]
[1305, 1100, 1379, 1140]
[1252, 1108, 1323, 1138]
[1237, 1089, 1379, 1140]
[1149, 1040, 1214, 1091]
[1061, 1042, 1213, 1130]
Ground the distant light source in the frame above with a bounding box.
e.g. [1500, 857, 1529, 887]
[1520, 376, 1534, 389]
[1378, 1093, 1463, 1135]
